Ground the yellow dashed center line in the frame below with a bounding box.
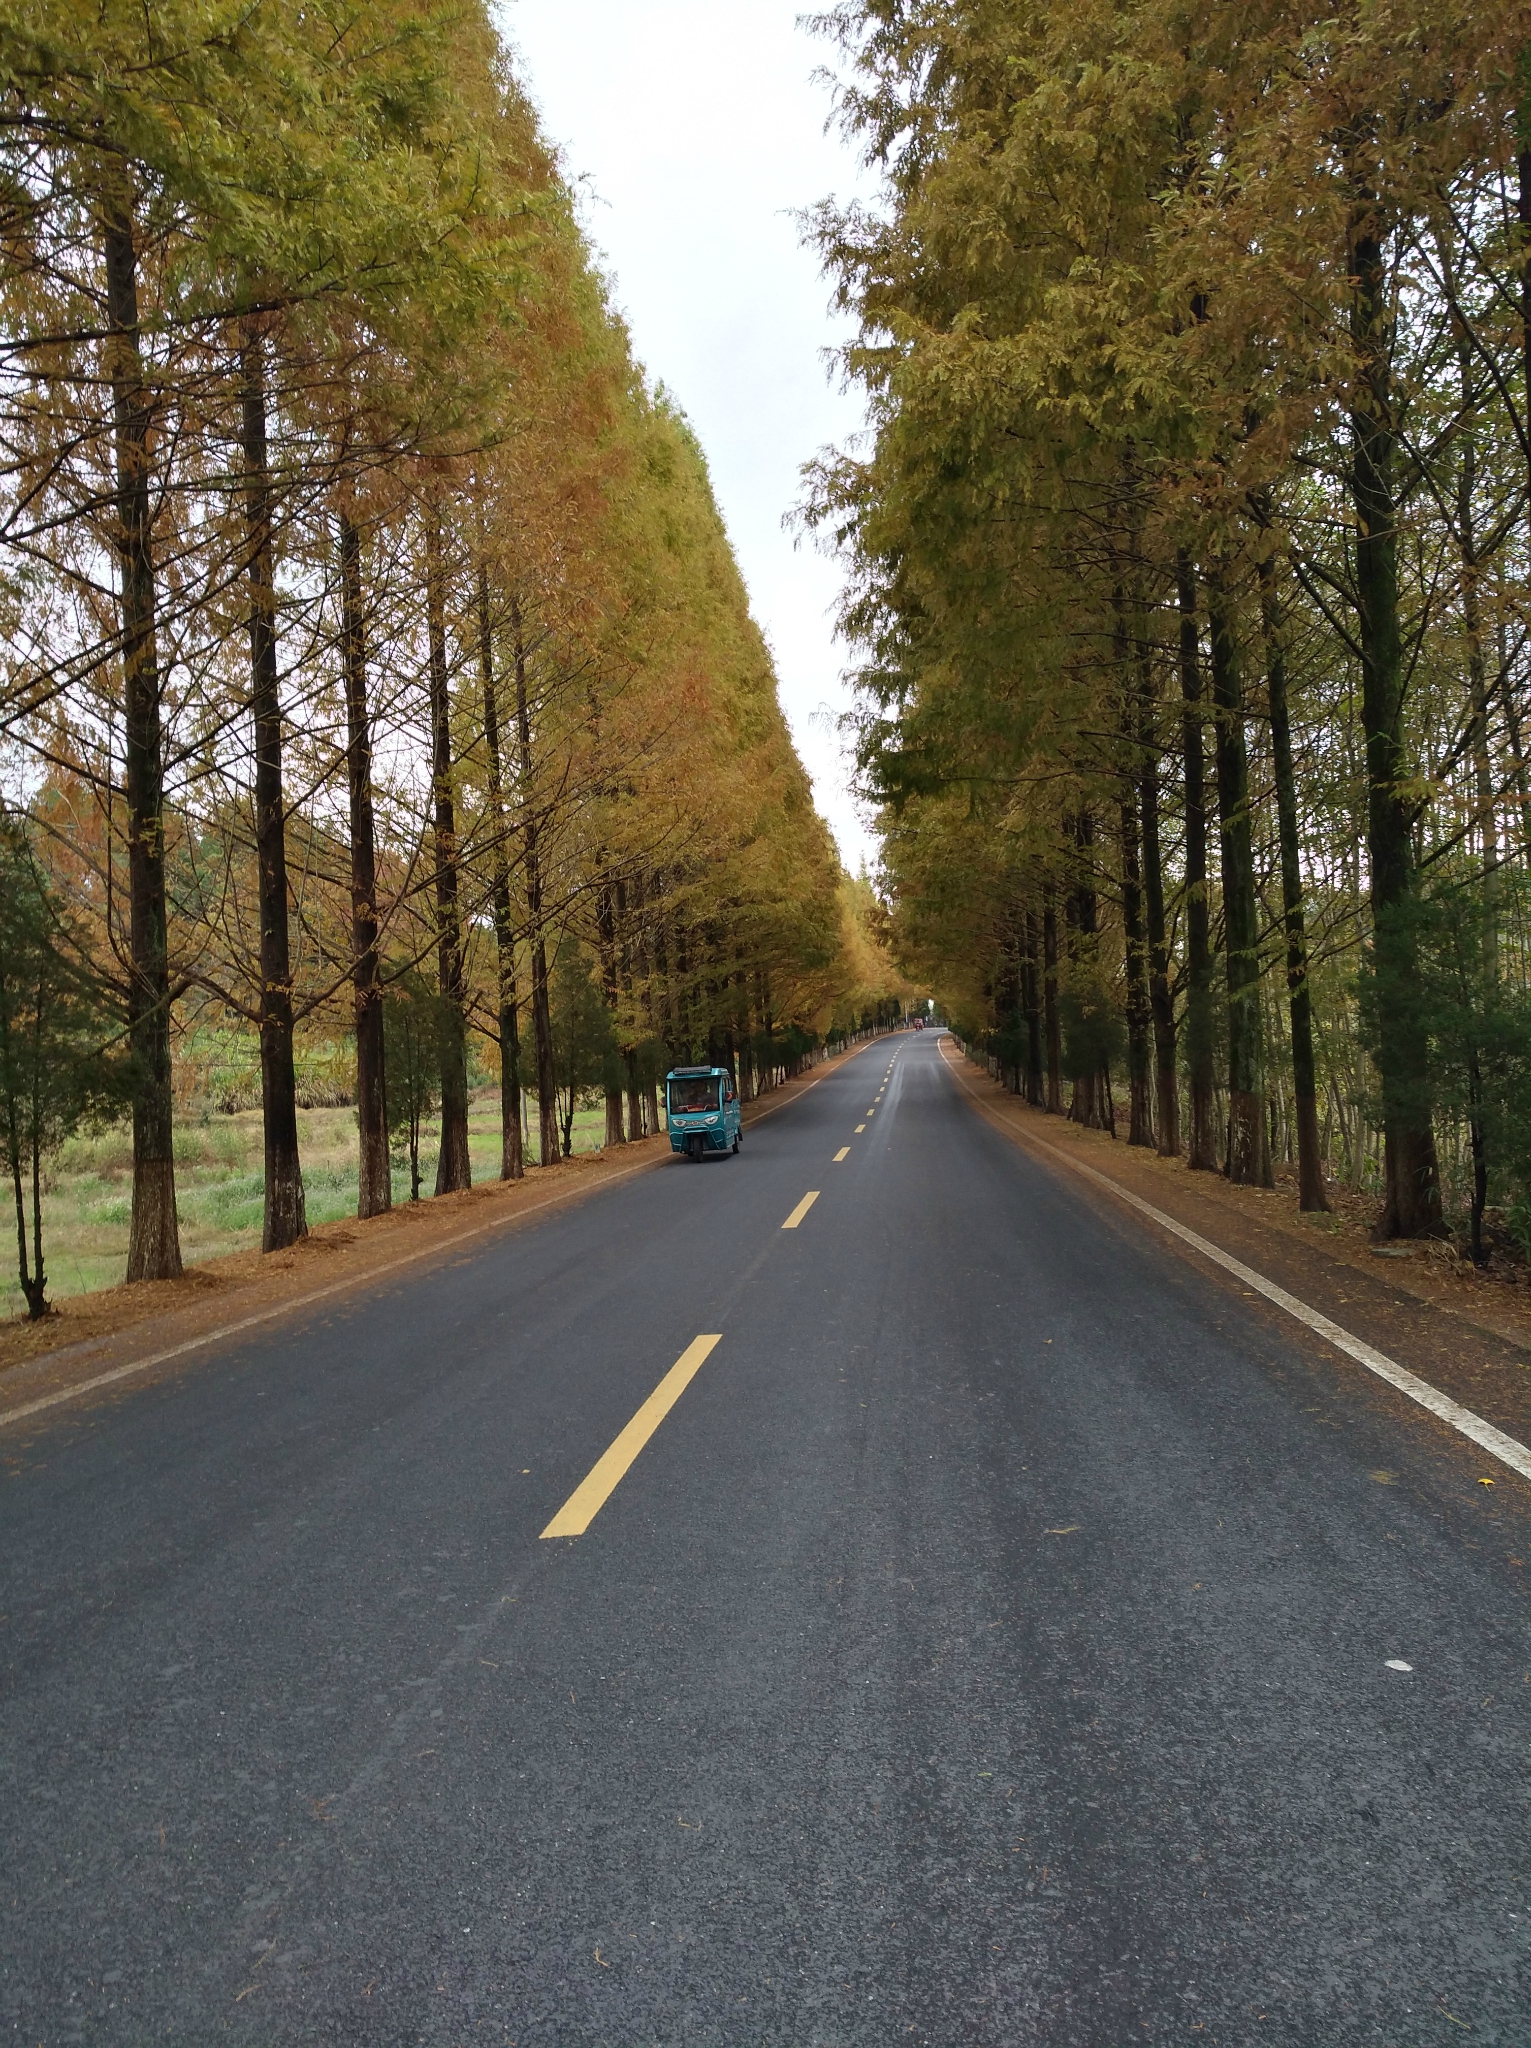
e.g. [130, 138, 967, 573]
[834, 1147, 850, 1162]
[782, 1191, 820, 1229]
[855, 1123, 866, 1133]
[541, 1335, 722, 1539]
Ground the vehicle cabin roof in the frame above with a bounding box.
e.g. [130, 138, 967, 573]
[668, 1065, 727, 1078]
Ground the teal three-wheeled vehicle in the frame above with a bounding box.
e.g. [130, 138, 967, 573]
[665, 1066, 742, 1161]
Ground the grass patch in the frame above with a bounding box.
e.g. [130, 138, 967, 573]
[0, 1090, 608, 1319]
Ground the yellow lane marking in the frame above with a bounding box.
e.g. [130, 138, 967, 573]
[855, 1123, 866, 1132]
[834, 1147, 850, 1162]
[866, 1108, 875, 1117]
[541, 1335, 722, 1538]
[782, 1191, 820, 1229]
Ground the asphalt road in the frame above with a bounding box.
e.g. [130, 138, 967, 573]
[3, 1032, 1529, 2046]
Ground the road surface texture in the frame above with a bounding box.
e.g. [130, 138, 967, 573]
[3, 1033, 1528, 2045]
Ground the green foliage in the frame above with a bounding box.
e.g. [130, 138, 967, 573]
[550, 943, 616, 1158]
[0, 820, 132, 1317]
[1361, 878, 1531, 1257]
[383, 973, 439, 1201]
[987, 1012, 1027, 1079]
[1059, 982, 1127, 1086]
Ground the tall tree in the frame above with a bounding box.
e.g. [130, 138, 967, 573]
[239, 320, 305, 1250]
[1346, 163, 1442, 1235]
[425, 511, 471, 1195]
[1206, 567, 1270, 1186]
[339, 506, 391, 1218]
[1258, 547, 1330, 1212]
[102, 181, 182, 1282]
[477, 559, 523, 1180]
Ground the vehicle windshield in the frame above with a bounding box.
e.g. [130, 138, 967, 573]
[668, 1076, 720, 1113]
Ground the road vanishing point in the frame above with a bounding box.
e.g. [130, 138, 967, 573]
[3, 1032, 1528, 2044]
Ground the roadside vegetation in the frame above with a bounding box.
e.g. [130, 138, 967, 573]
[811, 0, 1531, 1263]
[0, 2, 908, 1320]
[0, 1087, 612, 1321]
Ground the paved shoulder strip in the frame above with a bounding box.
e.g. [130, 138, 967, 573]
[945, 1049, 1531, 1485]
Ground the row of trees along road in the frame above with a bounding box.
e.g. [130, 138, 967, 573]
[809, 0, 1531, 1259]
[0, 0, 905, 1310]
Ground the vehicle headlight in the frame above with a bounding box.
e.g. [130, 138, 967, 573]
[705, 1113, 718, 1124]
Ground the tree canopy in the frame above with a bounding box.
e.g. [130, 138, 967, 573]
[809, 0, 1531, 1254]
[0, 0, 904, 1282]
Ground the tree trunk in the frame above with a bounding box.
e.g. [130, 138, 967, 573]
[11, 1089, 47, 1318]
[1137, 618, 1178, 1155]
[477, 564, 522, 1180]
[103, 188, 181, 1283]
[1437, 234, 1500, 913]
[425, 517, 471, 1195]
[994, 924, 1021, 1094]
[239, 324, 306, 1253]
[672, 917, 695, 1065]
[617, 877, 646, 1135]
[1520, 134, 1531, 512]
[1022, 908, 1045, 1106]
[755, 971, 774, 1093]
[511, 593, 558, 1169]
[597, 882, 625, 1146]
[1120, 792, 1154, 1146]
[340, 510, 390, 1218]
[1468, 1067, 1488, 1266]
[1113, 596, 1153, 1146]
[1463, 473, 1497, 898]
[1349, 185, 1441, 1236]
[1177, 554, 1217, 1172]
[1065, 811, 1107, 1130]
[1259, 550, 1330, 1212]
[1042, 887, 1063, 1114]
[636, 871, 661, 1132]
[1206, 565, 1270, 1186]
[732, 971, 753, 1109]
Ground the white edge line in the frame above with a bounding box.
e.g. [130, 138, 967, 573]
[943, 1047, 1531, 1486]
[2, 1033, 897, 1431]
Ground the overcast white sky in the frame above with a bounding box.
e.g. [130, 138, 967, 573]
[498, 0, 879, 873]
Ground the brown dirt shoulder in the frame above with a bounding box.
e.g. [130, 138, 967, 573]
[942, 1042, 1531, 1453]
